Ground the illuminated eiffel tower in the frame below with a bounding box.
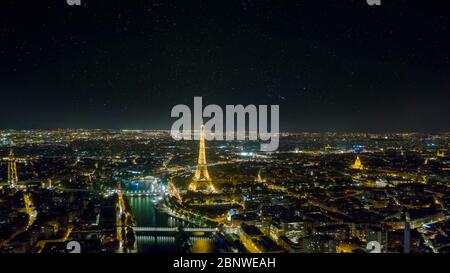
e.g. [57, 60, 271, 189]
[189, 125, 216, 193]
[7, 149, 18, 188]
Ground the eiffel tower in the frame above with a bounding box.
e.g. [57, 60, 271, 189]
[189, 125, 216, 193]
[7, 149, 18, 188]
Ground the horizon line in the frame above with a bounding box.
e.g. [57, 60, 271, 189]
[1, 128, 449, 135]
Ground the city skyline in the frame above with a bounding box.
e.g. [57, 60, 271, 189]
[1, 129, 449, 254]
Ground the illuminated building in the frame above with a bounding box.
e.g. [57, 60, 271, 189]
[189, 125, 216, 193]
[437, 149, 446, 157]
[350, 155, 364, 170]
[301, 235, 336, 253]
[239, 224, 283, 253]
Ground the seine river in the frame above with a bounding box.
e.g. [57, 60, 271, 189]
[129, 196, 218, 253]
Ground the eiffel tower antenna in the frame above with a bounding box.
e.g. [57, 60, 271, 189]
[189, 125, 216, 193]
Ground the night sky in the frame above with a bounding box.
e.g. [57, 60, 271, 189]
[1, 0, 449, 132]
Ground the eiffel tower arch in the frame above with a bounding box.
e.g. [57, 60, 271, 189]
[189, 125, 216, 193]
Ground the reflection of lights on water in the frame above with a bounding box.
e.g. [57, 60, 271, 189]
[191, 239, 213, 253]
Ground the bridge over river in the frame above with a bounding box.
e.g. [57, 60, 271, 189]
[129, 196, 221, 253]
[133, 227, 218, 233]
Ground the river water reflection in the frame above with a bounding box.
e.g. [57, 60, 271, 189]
[129, 196, 218, 253]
